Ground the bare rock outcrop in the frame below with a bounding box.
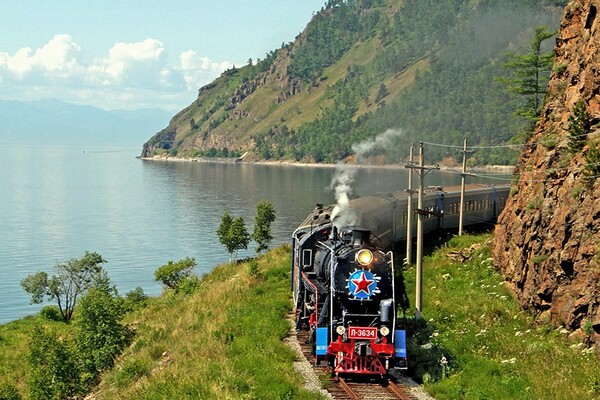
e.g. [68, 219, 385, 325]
[493, 0, 600, 345]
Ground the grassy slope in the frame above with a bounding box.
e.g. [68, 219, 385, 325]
[404, 233, 600, 399]
[2, 236, 599, 399]
[93, 246, 322, 400]
[0, 317, 71, 395]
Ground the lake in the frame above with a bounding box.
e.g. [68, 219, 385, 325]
[0, 144, 485, 323]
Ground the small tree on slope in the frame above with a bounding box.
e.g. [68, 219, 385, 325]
[252, 201, 276, 254]
[217, 211, 250, 263]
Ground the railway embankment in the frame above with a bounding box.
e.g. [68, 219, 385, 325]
[1, 234, 598, 399]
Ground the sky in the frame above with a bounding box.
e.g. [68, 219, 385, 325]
[0, 1, 325, 111]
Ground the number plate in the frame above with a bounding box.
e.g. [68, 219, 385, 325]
[347, 326, 378, 340]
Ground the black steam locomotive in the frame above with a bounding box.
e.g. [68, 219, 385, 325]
[292, 205, 407, 376]
[291, 184, 509, 376]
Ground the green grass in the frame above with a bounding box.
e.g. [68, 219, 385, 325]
[0, 314, 74, 396]
[402, 233, 600, 400]
[93, 245, 323, 400]
[0, 247, 324, 400]
[2, 237, 598, 399]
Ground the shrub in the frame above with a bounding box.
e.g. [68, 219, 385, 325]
[39, 305, 62, 321]
[584, 140, 600, 185]
[154, 257, 197, 290]
[177, 275, 200, 295]
[75, 287, 130, 377]
[27, 327, 82, 400]
[123, 287, 148, 311]
[567, 99, 591, 154]
[247, 259, 261, 278]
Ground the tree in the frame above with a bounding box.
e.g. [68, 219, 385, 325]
[375, 83, 389, 104]
[154, 257, 197, 290]
[217, 211, 250, 262]
[20, 251, 107, 321]
[252, 201, 276, 253]
[499, 26, 556, 128]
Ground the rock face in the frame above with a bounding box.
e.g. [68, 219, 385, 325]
[494, 0, 600, 345]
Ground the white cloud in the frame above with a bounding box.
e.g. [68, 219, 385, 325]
[35, 34, 82, 75]
[180, 50, 233, 90]
[0, 35, 234, 109]
[0, 34, 82, 80]
[101, 38, 165, 81]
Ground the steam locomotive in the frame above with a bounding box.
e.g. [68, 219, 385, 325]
[291, 184, 509, 376]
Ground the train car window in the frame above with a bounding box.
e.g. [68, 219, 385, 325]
[302, 249, 313, 268]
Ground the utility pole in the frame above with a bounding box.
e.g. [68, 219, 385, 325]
[405, 144, 414, 265]
[416, 143, 425, 318]
[459, 138, 467, 236]
[458, 138, 475, 236]
[405, 142, 439, 319]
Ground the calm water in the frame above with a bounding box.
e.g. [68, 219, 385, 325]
[0, 144, 479, 324]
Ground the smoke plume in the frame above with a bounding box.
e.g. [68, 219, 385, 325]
[330, 128, 404, 228]
[351, 128, 405, 163]
[329, 164, 358, 227]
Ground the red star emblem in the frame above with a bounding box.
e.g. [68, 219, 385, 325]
[351, 271, 375, 296]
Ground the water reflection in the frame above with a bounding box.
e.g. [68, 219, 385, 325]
[0, 146, 489, 323]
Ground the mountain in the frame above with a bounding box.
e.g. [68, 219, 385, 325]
[141, 0, 565, 165]
[0, 99, 172, 147]
[494, 0, 599, 344]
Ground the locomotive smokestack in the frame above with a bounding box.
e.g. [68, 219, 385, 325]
[351, 229, 370, 246]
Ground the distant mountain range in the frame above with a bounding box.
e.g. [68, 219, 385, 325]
[0, 99, 172, 147]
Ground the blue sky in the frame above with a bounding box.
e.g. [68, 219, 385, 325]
[0, 1, 325, 111]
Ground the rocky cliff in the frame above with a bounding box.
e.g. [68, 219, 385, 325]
[494, 0, 600, 346]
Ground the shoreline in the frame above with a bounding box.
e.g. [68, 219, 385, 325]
[138, 156, 516, 174]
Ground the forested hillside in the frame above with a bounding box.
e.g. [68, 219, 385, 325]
[141, 0, 566, 165]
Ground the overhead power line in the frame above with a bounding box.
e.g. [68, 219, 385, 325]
[420, 132, 594, 151]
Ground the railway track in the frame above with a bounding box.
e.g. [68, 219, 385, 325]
[295, 330, 419, 400]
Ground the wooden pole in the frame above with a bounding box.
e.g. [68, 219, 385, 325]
[415, 142, 424, 319]
[459, 138, 467, 236]
[406, 144, 414, 265]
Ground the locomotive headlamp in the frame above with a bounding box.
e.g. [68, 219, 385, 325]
[380, 326, 390, 337]
[336, 326, 346, 335]
[356, 249, 373, 266]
